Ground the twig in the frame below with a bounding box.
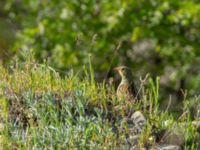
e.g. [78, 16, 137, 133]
[164, 95, 172, 114]
[135, 73, 150, 99]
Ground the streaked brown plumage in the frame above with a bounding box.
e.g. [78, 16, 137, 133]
[114, 66, 139, 102]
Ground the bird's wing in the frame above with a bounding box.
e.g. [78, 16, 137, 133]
[128, 82, 139, 101]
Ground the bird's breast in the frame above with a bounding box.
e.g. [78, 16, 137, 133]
[117, 83, 131, 99]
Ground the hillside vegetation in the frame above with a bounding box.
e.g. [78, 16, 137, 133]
[0, 59, 199, 149]
[1, 0, 200, 149]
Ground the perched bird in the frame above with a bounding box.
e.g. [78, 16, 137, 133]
[114, 66, 139, 102]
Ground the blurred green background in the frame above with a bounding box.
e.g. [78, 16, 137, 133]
[1, 0, 200, 103]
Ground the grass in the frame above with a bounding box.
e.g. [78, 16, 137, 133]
[0, 60, 200, 149]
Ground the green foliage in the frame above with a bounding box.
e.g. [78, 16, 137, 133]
[2, 0, 200, 100]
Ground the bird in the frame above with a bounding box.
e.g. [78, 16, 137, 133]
[114, 66, 139, 102]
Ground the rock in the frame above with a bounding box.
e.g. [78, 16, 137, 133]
[131, 111, 146, 123]
[123, 111, 147, 147]
[192, 121, 200, 133]
[128, 135, 140, 146]
[151, 144, 181, 150]
[160, 124, 185, 146]
[130, 111, 146, 135]
[118, 111, 147, 148]
[130, 145, 138, 150]
[130, 145, 147, 150]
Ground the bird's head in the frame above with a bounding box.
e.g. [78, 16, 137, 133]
[114, 66, 133, 81]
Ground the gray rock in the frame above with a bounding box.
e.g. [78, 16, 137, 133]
[160, 125, 185, 146]
[130, 111, 146, 134]
[151, 144, 181, 150]
[192, 121, 200, 133]
[119, 111, 147, 149]
[192, 121, 200, 126]
[130, 145, 138, 150]
[130, 145, 147, 150]
[131, 111, 146, 124]
[128, 135, 140, 146]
